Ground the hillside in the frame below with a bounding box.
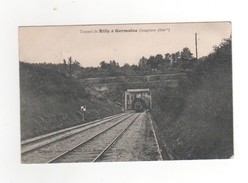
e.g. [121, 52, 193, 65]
[152, 38, 233, 159]
[20, 62, 122, 140]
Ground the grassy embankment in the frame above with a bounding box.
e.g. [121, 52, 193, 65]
[20, 62, 122, 140]
[152, 38, 233, 159]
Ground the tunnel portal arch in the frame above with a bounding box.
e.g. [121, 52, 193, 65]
[124, 89, 152, 111]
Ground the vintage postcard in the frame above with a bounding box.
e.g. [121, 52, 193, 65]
[19, 22, 233, 163]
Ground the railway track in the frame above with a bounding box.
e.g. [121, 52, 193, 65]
[21, 112, 138, 163]
[48, 113, 141, 163]
[21, 111, 132, 154]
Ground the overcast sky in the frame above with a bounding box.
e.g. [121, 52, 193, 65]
[19, 22, 231, 67]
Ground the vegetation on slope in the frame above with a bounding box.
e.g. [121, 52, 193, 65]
[152, 37, 233, 159]
[20, 62, 122, 140]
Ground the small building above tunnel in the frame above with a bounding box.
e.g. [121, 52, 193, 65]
[124, 89, 152, 111]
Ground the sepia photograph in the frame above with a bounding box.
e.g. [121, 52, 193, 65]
[19, 22, 233, 164]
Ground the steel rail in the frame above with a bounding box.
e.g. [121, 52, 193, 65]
[21, 112, 133, 154]
[47, 113, 137, 163]
[22, 112, 130, 145]
[92, 113, 141, 162]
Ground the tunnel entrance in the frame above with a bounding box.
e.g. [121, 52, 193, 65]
[124, 89, 152, 111]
